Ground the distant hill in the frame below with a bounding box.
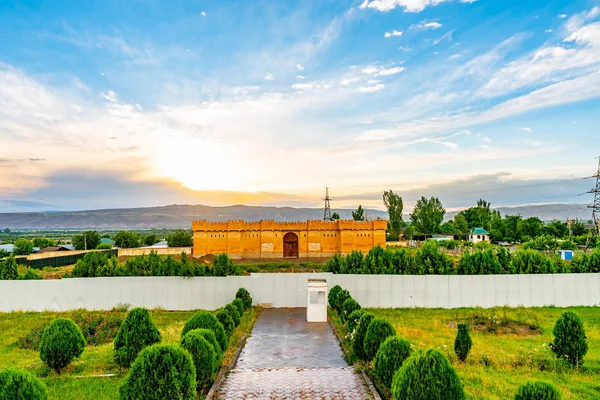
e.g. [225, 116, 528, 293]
[0, 204, 388, 229]
[447, 203, 592, 222]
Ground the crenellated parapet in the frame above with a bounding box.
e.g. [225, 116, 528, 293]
[337, 219, 387, 230]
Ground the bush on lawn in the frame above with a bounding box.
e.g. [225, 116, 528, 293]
[235, 288, 253, 311]
[328, 285, 342, 309]
[391, 349, 465, 400]
[194, 329, 222, 367]
[364, 318, 396, 361]
[39, 318, 86, 374]
[352, 313, 375, 361]
[232, 298, 245, 316]
[216, 310, 235, 337]
[212, 253, 237, 277]
[551, 311, 588, 366]
[454, 323, 472, 362]
[114, 307, 161, 368]
[119, 344, 196, 400]
[340, 298, 361, 324]
[347, 309, 365, 333]
[0, 368, 48, 400]
[180, 330, 217, 387]
[182, 312, 227, 351]
[335, 289, 350, 312]
[374, 336, 412, 387]
[0, 256, 18, 280]
[224, 304, 241, 327]
[514, 381, 562, 400]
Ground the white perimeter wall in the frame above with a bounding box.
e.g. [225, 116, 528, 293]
[1, 273, 599, 312]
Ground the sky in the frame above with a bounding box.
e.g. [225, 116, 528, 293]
[1, 0, 599, 213]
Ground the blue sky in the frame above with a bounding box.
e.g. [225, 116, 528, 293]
[0, 0, 599, 213]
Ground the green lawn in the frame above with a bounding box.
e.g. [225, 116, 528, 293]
[0, 307, 257, 399]
[331, 306, 600, 399]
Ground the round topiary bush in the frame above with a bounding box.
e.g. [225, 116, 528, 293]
[114, 307, 161, 368]
[39, 318, 86, 374]
[0, 368, 48, 400]
[352, 313, 374, 361]
[391, 349, 465, 400]
[182, 312, 227, 351]
[551, 311, 588, 366]
[364, 318, 396, 361]
[235, 288, 252, 310]
[328, 285, 342, 309]
[216, 310, 235, 337]
[514, 381, 562, 400]
[454, 323, 472, 362]
[232, 298, 245, 316]
[180, 330, 217, 387]
[374, 336, 412, 387]
[347, 309, 365, 333]
[119, 344, 196, 400]
[341, 298, 361, 324]
[224, 304, 241, 327]
[193, 328, 222, 367]
[335, 289, 350, 312]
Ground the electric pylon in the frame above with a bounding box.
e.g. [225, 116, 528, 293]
[323, 187, 332, 221]
[588, 157, 600, 235]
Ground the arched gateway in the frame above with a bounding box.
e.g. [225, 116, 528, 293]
[283, 232, 299, 258]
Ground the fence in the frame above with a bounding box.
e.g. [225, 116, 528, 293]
[15, 249, 118, 269]
[1, 272, 599, 312]
[117, 247, 192, 257]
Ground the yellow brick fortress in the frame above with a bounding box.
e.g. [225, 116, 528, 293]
[192, 219, 387, 259]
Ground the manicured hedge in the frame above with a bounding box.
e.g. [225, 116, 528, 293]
[347, 309, 365, 333]
[224, 304, 241, 327]
[0, 368, 47, 400]
[364, 318, 396, 361]
[232, 298, 245, 316]
[194, 329, 222, 367]
[216, 310, 235, 337]
[180, 330, 217, 387]
[182, 312, 227, 351]
[551, 311, 588, 366]
[340, 298, 361, 324]
[374, 336, 411, 387]
[328, 285, 342, 309]
[514, 381, 562, 400]
[352, 313, 374, 361]
[235, 288, 253, 310]
[114, 308, 161, 368]
[39, 318, 86, 374]
[454, 323, 472, 362]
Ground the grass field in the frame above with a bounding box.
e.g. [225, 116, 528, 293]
[331, 306, 600, 399]
[0, 307, 258, 399]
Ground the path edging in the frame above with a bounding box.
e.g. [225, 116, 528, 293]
[327, 313, 382, 400]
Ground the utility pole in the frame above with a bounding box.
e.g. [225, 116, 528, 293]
[323, 187, 332, 221]
[84, 232, 87, 251]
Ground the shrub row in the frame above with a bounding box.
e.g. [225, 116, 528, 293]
[325, 242, 600, 275]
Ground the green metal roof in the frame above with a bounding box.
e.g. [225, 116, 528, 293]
[470, 227, 489, 235]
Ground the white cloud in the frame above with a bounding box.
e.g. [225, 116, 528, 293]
[410, 21, 442, 30]
[359, 0, 451, 13]
[459, 0, 477, 3]
[367, 79, 381, 84]
[433, 30, 454, 45]
[296, 75, 305, 79]
[361, 65, 406, 76]
[359, 83, 385, 93]
[70, 104, 84, 112]
[340, 77, 361, 85]
[264, 72, 275, 80]
[558, 14, 568, 19]
[545, 29, 553, 33]
[384, 30, 403, 38]
[296, 64, 304, 71]
[521, 127, 533, 132]
[100, 90, 117, 102]
[448, 53, 462, 60]
[482, 136, 492, 143]
[398, 46, 412, 52]
[361, 65, 380, 74]
[201, 11, 206, 16]
[292, 83, 315, 90]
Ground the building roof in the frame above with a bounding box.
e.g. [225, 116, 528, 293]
[38, 246, 73, 253]
[142, 240, 168, 249]
[0, 244, 15, 253]
[470, 227, 489, 235]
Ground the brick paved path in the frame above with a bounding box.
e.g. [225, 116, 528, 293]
[215, 308, 373, 400]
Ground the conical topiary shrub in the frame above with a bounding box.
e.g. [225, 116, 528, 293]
[352, 313, 374, 360]
[340, 298, 361, 324]
[232, 298, 245, 316]
[335, 289, 350, 312]
[119, 344, 196, 400]
[0, 368, 48, 400]
[551, 311, 588, 366]
[454, 323, 472, 362]
[364, 318, 396, 361]
[180, 330, 217, 387]
[514, 381, 562, 400]
[328, 285, 342, 309]
[235, 288, 252, 310]
[391, 349, 465, 400]
[114, 307, 161, 368]
[216, 310, 235, 337]
[224, 304, 241, 327]
[182, 312, 228, 351]
[347, 309, 365, 333]
[374, 336, 412, 387]
[193, 328, 222, 368]
[39, 318, 86, 374]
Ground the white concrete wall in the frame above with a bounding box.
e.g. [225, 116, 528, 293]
[1, 273, 599, 312]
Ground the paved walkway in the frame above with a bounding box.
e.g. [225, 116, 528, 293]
[215, 308, 373, 399]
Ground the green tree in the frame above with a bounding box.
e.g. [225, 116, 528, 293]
[570, 221, 587, 236]
[13, 238, 34, 255]
[383, 190, 404, 239]
[167, 230, 193, 247]
[32, 238, 55, 248]
[439, 221, 456, 235]
[72, 231, 101, 250]
[517, 217, 544, 241]
[143, 234, 159, 246]
[331, 212, 340, 220]
[0, 255, 18, 280]
[113, 231, 141, 248]
[551, 311, 588, 367]
[352, 205, 365, 221]
[545, 220, 569, 238]
[409, 197, 446, 234]
[453, 213, 469, 240]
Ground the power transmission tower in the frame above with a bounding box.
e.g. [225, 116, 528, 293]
[588, 157, 600, 235]
[323, 187, 332, 221]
